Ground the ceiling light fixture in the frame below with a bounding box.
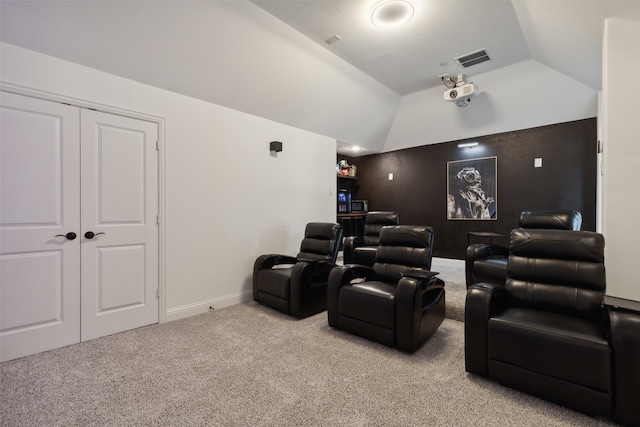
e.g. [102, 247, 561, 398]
[351, 146, 361, 151]
[371, 0, 414, 29]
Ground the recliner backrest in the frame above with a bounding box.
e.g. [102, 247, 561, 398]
[518, 210, 582, 231]
[297, 222, 342, 263]
[506, 228, 605, 322]
[362, 211, 400, 246]
[373, 225, 434, 283]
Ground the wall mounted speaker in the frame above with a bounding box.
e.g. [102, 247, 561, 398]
[270, 141, 283, 152]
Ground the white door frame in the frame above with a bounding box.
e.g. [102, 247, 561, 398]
[1, 82, 167, 324]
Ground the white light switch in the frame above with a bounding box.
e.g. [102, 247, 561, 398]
[388, 173, 394, 180]
[534, 158, 543, 168]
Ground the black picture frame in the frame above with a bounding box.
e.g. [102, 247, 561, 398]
[447, 156, 497, 220]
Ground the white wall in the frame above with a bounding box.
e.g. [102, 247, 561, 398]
[384, 59, 598, 151]
[0, 1, 400, 152]
[602, 19, 640, 305]
[1, 42, 338, 320]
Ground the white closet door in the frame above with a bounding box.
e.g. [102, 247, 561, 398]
[80, 109, 159, 341]
[0, 92, 81, 362]
[1, 93, 160, 361]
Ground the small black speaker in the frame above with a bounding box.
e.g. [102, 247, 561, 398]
[270, 141, 283, 152]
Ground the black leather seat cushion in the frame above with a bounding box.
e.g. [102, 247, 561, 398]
[257, 267, 293, 299]
[488, 307, 611, 391]
[339, 281, 396, 329]
[337, 280, 397, 347]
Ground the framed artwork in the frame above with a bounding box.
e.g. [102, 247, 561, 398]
[447, 156, 497, 220]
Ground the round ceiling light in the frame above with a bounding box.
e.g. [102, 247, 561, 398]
[371, 0, 414, 29]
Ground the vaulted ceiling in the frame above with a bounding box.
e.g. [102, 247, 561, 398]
[252, 0, 639, 95]
[1, 0, 639, 155]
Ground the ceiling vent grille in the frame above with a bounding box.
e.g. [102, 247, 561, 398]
[455, 49, 490, 68]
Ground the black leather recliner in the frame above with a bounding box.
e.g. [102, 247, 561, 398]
[465, 210, 582, 288]
[465, 228, 640, 426]
[253, 222, 342, 318]
[328, 225, 445, 353]
[343, 211, 399, 267]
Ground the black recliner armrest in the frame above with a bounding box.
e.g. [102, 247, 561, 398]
[292, 259, 336, 282]
[343, 236, 363, 264]
[252, 254, 298, 300]
[609, 306, 640, 427]
[255, 254, 298, 270]
[401, 270, 443, 289]
[468, 244, 508, 260]
[327, 265, 375, 327]
[289, 259, 338, 318]
[395, 271, 445, 353]
[465, 243, 508, 288]
[464, 282, 508, 377]
[296, 256, 329, 264]
[329, 264, 375, 283]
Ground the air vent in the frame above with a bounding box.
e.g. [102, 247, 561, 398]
[325, 35, 342, 45]
[455, 49, 490, 68]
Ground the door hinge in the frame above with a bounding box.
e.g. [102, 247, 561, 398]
[156, 140, 160, 151]
[156, 214, 160, 225]
[156, 288, 160, 299]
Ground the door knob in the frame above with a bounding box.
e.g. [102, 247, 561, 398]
[55, 232, 77, 240]
[84, 231, 106, 239]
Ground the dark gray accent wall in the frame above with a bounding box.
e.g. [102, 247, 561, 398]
[338, 118, 597, 259]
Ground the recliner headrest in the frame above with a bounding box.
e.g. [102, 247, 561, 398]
[304, 222, 341, 240]
[365, 211, 400, 226]
[297, 222, 342, 263]
[518, 210, 582, 231]
[507, 228, 605, 321]
[510, 228, 604, 263]
[379, 225, 432, 248]
[362, 212, 400, 245]
[373, 225, 435, 280]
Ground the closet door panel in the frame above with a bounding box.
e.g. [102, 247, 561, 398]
[80, 109, 159, 341]
[97, 124, 146, 223]
[0, 92, 160, 359]
[0, 92, 81, 362]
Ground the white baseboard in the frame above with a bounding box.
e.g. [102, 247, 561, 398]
[604, 295, 640, 312]
[164, 259, 463, 323]
[164, 291, 253, 322]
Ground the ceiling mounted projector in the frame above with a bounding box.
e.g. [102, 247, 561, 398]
[444, 83, 478, 107]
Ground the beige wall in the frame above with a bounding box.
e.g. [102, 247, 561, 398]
[1, 42, 338, 320]
[602, 19, 640, 305]
[385, 59, 598, 152]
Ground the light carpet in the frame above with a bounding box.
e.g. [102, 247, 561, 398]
[430, 257, 466, 322]
[1, 301, 616, 426]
